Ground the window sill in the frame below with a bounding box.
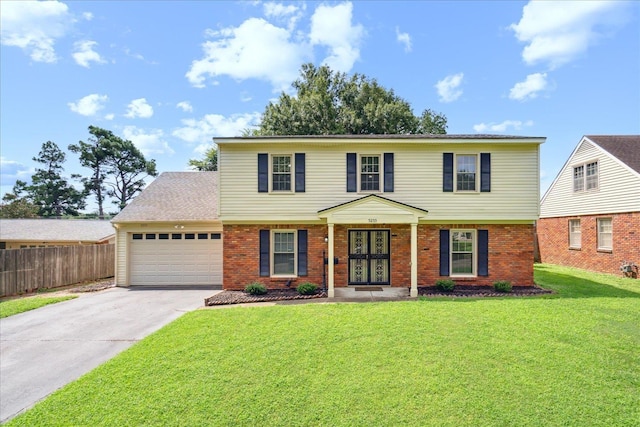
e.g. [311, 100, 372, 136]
[569, 247, 581, 251]
[450, 275, 477, 280]
[597, 248, 613, 254]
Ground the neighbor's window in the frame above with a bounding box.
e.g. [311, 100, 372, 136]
[569, 219, 581, 249]
[272, 230, 296, 276]
[451, 230, 475, 275]
[272, 155, 292, 192]
[573, 161, 598, 192]
[360, 155, 380, 191]
[456, 154, 477, 191]
[597, 218, 612, 251]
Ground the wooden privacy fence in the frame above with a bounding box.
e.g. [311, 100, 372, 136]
[0, 244, 115, 297]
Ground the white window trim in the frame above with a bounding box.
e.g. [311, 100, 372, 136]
[596, 218, 612, 251]
[572, 159, 599, 193]
[270, 154, 294, 193]
[454, 154, 479, 193]
[568, 219, 581, 249]
[450, 229, 477, 277]
[270, 229, 297, 277]
[358, 153, 383, 193]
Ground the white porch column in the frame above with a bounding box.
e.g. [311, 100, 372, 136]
[328, 223, 335, 298]
[410, 222, 418, 297]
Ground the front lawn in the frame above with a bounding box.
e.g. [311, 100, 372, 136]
[6, 264, 640, 426]
[0, 296, 77, 318]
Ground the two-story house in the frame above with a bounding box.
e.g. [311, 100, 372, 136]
[112, 134, 544, 296]
[537, 135, 640, 276]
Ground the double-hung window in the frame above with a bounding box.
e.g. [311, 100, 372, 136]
[451, 230, 475, 275]
[272, 230, 296, 276]
[568, 219, 581, 249]
[360, 155, 380, 192]
[597, 218, 612, 251]
[272, 155, 292, 192]
[456, 154, 477, 191]
[573, 161, 598, 192]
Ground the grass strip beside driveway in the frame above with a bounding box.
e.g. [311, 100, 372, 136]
[6, 264, 640, 426]
[0, 296, 77, 318]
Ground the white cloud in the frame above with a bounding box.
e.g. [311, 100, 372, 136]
[68, 93, 109, 116]
[509, 72, 548, 101]
[0, 157, 33, 186]
[0, 0, 72, 63]
[186, 18, 309, 91]
[176, 101, 193, 113]
[473, 120, 534, 133]
[173, 113, 261, 144]
[309, 2, 364, 72]
[263, 2, 299, 18]
[82, 12, 93, 21]
[72, 40, 106, 68]
[104, 113, 115, 120]
[125, 98, 154, 118]
[121, 126, 174, 156]
[435, 73, 464, 103]
[396, 27, 411, 52]
[510, 1, 629, 68]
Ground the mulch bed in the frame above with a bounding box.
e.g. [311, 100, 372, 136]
[205, 285, 552, 306]
[205, 289, 327, 306]
[419, 285, 553, 298]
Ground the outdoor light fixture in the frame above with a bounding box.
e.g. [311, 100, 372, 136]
[324, 236, 328, 243]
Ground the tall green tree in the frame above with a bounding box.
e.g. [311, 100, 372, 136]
[25, 141, 86, 217]
[256, 63, 447, 135]
[69, 126, 113, 219]
[188, 146, 217, 171]
[104, 137, 158, 211]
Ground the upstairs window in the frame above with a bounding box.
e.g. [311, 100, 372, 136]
[573, 161, 598, 192]
[360, 155, 380, 192]
[568, 219, 581, 249]
[272, 155, 292, 192]
[456, 154, 477, 191]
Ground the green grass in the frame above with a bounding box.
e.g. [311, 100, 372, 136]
[0, 295, 77, 318]
[6, 264, 640, 426]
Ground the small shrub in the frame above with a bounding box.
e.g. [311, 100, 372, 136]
[435, 279, 455, 292]
[244, 282, 267, 295]
[493, 280, 512, 293]
[297, 282, 318, 295]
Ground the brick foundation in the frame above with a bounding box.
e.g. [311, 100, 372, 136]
[537, 212, 640, 276]
[223, 223, 536, 290]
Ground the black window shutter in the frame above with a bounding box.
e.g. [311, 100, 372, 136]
[295, 153, 305, 193]
[439, 229, 450, 276]
[384, 153, 394, 192]
[443, 153, 454, 192]
[259, 230, 270, 276]
[258, 154, 268, 193]
[480, 153, 491, 192]
[478, 229, 489, 276]
[297, 230, 308, 276]
[347, 153, 357, 192]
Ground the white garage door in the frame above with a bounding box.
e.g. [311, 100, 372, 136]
[129, 232, 222, 286]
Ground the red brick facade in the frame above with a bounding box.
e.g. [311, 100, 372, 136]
[223, 223, 535, 290]
[537, 212, 640, 276]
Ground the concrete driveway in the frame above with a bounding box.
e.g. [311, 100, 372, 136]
[0, 286, 218, 423]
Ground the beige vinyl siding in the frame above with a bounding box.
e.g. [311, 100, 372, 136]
[219, 143, 540, 222]
[113, 222, 222, 286]
[541, 140, 640, 218]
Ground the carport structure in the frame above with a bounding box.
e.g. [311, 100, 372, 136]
[112, 172, 222, 287]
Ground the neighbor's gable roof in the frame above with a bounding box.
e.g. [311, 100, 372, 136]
[585, 135, 640, 175]
[111, 172, 218, 223]
[0, 219, 115, 242]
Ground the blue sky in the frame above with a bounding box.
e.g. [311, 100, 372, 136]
[1, 0, 639, 212]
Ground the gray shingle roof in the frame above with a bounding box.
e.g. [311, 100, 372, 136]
[111, 172, 218, 223]
[0, 219, 115, 242]
[586, 135, 640, 174]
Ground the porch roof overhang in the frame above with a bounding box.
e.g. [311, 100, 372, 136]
[317, 194, 428, 225]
